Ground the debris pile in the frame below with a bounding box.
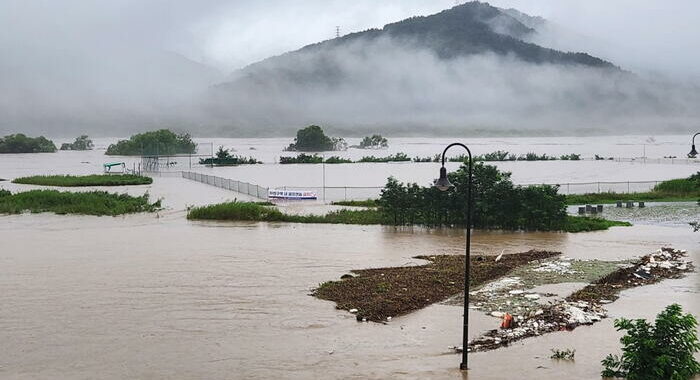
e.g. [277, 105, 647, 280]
[568, 247, 693, 304]
[467, 300, 606, 352]
[464, 247, 693, 352]
[532, 258, 577, 275]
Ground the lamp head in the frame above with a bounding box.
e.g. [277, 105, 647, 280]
[434, 166, 453, 192]
[689, 144, 698, 158]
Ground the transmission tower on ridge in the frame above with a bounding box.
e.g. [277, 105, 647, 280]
[335, 26, 340, 38]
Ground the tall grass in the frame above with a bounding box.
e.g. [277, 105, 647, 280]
[0, 190, 160, 216]
[12, 174, 152, 187]
[653, 178, 699, 194]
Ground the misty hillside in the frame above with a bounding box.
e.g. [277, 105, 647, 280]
[204, 1, 696, 136]
[219, 2, 615, 90]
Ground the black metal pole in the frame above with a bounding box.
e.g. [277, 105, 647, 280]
[440, 143, 473, 371]
[690, 133, 699, 157]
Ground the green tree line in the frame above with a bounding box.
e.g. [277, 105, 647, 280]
[377, 162, 567, 230]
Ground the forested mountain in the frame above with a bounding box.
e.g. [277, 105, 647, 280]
[205, 2, 686, 136]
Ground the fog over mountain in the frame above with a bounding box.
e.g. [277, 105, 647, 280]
[1, 1, 699, 137]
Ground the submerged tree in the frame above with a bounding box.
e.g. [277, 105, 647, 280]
[285, 125, 345, 152]
[106, 129, 196, 156]
[359, 134, 389, 149]
[377, 162, 567, 230]
[215, 146, 232, 159]
[0, 134, 56, 153]
[60, 135, 94, 151]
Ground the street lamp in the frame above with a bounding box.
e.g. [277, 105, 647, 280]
[689, 133, 699, 158]
[434, 142, 473, 371]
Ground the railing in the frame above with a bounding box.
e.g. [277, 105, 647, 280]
[181, 171, 269, 200]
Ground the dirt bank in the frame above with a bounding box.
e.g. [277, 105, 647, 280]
[313, 250, 560, 322]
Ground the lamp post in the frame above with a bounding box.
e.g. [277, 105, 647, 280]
[689, 133, 699, 158]
[434, 142, 473, 371]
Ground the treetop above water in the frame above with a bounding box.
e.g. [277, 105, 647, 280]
[105, 129, 196, 156]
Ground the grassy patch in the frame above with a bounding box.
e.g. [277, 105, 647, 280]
[330, 199, 378, 207]
[188, 202, 627, 232]
[566, 192, 699, 205]
[0, 190, 160, 216]
[12, 174, 152, 187]
[187, 201, 386, 224]
[313, 251, 561, 322]
[563, 216, 631, 232]
[566, 174, 700, 205]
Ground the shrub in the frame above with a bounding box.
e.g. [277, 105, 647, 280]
[520, 152, 555, 161]
[601, 304, 700, 380]
[479, 150, 512, 161]
[560, 153, 581, 160]
[60, 135, 93, 151]
[106, 129, 195, 156]
[0, 134, 57, 153]
[279, 154, 324, 164]
[199, 156, 261, 166]
[358, 153, 411, 163]
[413, 155, 439, 163]
[551, 348, 576, 360]
[324, 156, 353, 164]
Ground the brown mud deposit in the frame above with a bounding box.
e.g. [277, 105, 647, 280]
[468, 247, 694, 352]
[313, 250, 560, 322]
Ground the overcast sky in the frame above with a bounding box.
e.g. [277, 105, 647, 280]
[3, 0, 698, 78]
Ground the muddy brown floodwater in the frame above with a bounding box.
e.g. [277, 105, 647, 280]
[0, 203, 698, 379]
[0, 137, 698, 379]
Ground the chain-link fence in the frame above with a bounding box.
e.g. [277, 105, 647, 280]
[281, 180, 668, 202]
[520, 180, 661, 195]
[182, 171, 269, 199]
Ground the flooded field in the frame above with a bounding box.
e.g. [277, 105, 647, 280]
[0, 135, 698, 379]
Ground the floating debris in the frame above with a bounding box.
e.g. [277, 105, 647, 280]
[532, 260, 577, 275]
[474, 277, 523, 294]
[466, 247, 693, 353]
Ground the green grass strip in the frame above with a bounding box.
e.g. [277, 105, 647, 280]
[12, 174, 152, 187]
[0, 189, 160, 216]
[188, 202, 628, 232]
